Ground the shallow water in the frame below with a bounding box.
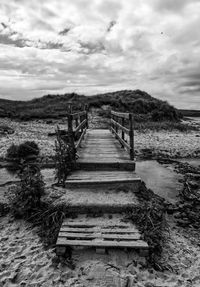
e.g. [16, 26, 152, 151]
[178, 158, 200, 168]
[136, 160, 183, 203]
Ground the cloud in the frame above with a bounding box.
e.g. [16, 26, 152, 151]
[0, 0, 199, 108]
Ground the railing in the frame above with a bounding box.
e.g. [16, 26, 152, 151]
[67, 105, 89, 150]
[110, 110, 134, 160]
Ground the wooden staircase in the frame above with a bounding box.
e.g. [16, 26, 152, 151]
[56, 110, 148, 255]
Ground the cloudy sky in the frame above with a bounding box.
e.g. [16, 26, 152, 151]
[0, 0, 200, 108]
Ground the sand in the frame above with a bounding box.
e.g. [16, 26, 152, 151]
[1, 214, 200, 287]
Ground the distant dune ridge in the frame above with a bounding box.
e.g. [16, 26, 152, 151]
[0, 89, 196, 121]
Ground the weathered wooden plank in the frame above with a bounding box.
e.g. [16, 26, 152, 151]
[56, 238, 148, 249]
[62, 221, 131, 227]
[65, 178, 140, 185]
[58, 232, 141, 240]
[60, 227, 139, 233]
[67, 171, 138, 180]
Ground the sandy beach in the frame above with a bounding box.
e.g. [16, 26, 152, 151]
[1, 214, 200, 286]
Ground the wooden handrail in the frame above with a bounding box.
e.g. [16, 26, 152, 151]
[110, 119, 129, 135]
[67, 106, 89, 150]
[72, 111, 87, 120]
[111, 111, 130, 120]
[75, 127, 87, 149]
[110, 127, 130, 150]
[110, 110, 134, 160]
[74, 119, 87, 136]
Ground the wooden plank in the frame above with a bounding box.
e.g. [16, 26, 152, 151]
[65, 178, 140, 185]
[60, 227, 139, 233]
[58, 232, 141, 240]
[62, 222, 131, 228]
[67, 171, 138, 180]
[111, 111, 130, 120]
[57, 238, 149, 249]
[111, 119, 129, 135]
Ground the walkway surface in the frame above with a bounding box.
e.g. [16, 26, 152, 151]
[76, 129, 135, 171]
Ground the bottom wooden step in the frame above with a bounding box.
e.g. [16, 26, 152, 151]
[56, 219, 148, 256]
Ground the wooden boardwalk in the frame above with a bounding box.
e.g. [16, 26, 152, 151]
[76, 129, 135, 171]
[56, 109, 148, 255]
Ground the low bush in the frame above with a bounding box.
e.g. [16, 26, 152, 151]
[6, 144, 19, 159]
[7, 164, 45, 218]
[18, 141, 39, 158]
[6, 141, 40, 161]
[54, 127, 76, 186]
[29, 203, 69, 246]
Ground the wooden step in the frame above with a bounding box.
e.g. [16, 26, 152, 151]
[65, 170, 141, 190]
[76, 160, 135, 171]
[65, 170, 140, 187]
[56, 220, 148, 255]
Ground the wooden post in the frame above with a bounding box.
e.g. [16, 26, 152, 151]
[75, 117, 79, 128]
[110, 113, 112, 133]
[115, 116, 118, 138]
[121, 118, 125, 141]
[129, 113, 134, 160]
[67, 110, 76, 159]
[67, 103, 72, 114]
[86, 111, 89, 129]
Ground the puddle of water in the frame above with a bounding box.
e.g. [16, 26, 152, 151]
[0, 168, 18, 185]
[178, 158, 200, 168]
[136, 160, 183, 203]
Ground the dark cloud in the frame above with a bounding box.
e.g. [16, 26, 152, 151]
[107, 20, 116, 33]
[59, 27, 71, 36]
[78, 41, 106, 54]
[153, 0, 198, 12]
[0, 34, 26, 48]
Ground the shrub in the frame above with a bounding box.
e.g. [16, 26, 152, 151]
[6, 144, 19, 159]
[54, 127, 76, 186]
[29, 203, 69, 246]
[6, 141, 39, 161]
[18, 141, 39, 158]
[7, 164, 45, 218]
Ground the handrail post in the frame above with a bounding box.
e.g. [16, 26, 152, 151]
[84, 104, 89, 129]
[129, 113, 134, 160]
[121, 118, 125, 141]
[67, 112, 76, 159]
[110, 113, 112, 132]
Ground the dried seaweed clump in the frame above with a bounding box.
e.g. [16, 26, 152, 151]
[128, 182, 166, 268]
